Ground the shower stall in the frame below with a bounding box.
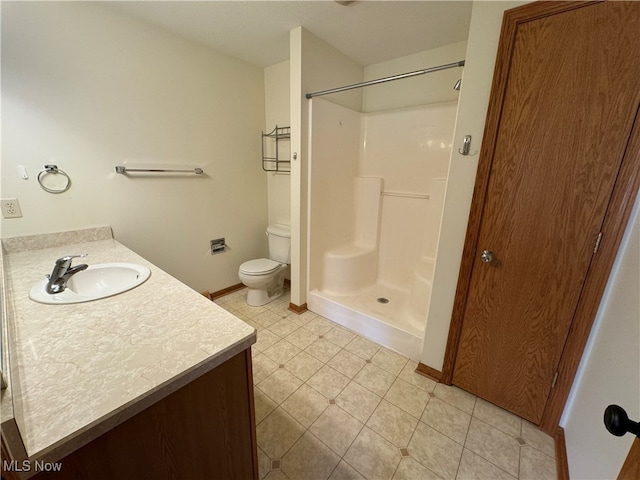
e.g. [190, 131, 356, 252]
[306, 95, 458, 360]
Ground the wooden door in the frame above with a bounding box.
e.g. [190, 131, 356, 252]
[451, 1, 640, 424]
[619, 438, 640, 480]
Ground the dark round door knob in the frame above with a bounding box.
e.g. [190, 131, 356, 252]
[604, 405, 640, 438]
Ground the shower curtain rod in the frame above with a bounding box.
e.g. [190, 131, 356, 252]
[305, 60, 465, 99]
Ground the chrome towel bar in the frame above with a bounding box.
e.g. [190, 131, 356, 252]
[115, 166, 204, 175]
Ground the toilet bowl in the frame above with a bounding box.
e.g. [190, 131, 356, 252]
[238, 224, 291, 306]
[239, 260, 288, 306]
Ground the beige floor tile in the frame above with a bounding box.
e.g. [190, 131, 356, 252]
[284, 351, 324, 381]
[263, 339, 302, 365]
[329, 460, 366, 480]
[213, 295, 231, 305]
[257, 407, 306, 459]
[310, 405, 364, 455]
[433, 383, 477, 414]
[253, 353, 279, 384]
[323, 325, 358, 348]
[269, 318, 301, 337]
[371, 348, 408, 376]
[255, 387, 278, 425]
[254, 309, 286, 328]
[421, 397, 472, 445]
[398, 361, 438, 392]
[305, 316, 336, 335]
[384, 378, 429, 419]
[345, 336, 381, 360]
[367, 400, 419, 448]
[254, 329, 282, 353]
[305, 338, 342, 363]
[297, 310, 319, 323]
[408, 422, 464, 479]
[267, 298, 291, 315]
[354, 363, 396, 397]
[457, 448, 516, 480]
[245, 318, 262, 331]
[465, 418, 520, 477]
[280, 383, 329, 428]
[286, 311, 313, 327]
[520, 420, 555, 458]
[519, 446, 556, 480]
[231, 302, 265, 318]
[282, 431, 341, 480]
[473, 398, 522, 438]
[285, 327, 319, 350]
[307, 365, 351, 399]
[264, 470, 291, 480]
[336, 380, 382, 424]
[258, 447, 271, 480]
[344, 427, 402, 480]
[258, 368, 304, 404]
[392, 458, 442, 480]
[328, 349, 367, 378]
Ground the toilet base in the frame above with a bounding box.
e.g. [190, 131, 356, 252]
[246, 286, 284, 307]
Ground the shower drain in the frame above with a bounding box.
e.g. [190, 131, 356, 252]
[376, 297, 390, 304]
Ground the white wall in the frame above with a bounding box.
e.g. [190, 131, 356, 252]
[264, 61, 291, 227]
[561, 192, 640, 479]
[1, 2, 266, 294]
[289, 27, 363, 307]
[362, 41, 467, 113]
[421, 0, 529, 371]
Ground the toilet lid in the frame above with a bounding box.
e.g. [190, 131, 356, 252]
[240, 258, 281, 275]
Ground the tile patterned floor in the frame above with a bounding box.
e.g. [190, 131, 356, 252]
[216, 287, 557, 480]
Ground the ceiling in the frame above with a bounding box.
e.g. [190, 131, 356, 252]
[104, 1, 473, 68]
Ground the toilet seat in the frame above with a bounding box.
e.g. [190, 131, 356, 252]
[239, 258, 281, 276]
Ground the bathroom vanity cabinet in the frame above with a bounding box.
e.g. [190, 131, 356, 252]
[0, 229, 258, 480]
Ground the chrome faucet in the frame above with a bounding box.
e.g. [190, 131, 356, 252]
[46, 254, 89, 294]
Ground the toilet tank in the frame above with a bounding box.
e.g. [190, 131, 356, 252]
[267, 224, 291, 264]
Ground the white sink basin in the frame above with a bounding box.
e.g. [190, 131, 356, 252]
[29, 263, 151, 304]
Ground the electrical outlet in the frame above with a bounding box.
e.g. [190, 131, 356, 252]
[1, 198, 23, 219]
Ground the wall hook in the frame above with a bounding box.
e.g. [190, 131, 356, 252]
[458, 135, 478, 156]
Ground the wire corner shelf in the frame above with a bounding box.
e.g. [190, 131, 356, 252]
[262, 125, 291, 173]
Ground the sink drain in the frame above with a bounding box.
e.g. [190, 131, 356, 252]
[376, 297, 389, 304]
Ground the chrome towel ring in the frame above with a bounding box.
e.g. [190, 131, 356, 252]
[37, 164, 71, 194]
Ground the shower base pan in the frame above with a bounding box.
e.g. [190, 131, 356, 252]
[307, 284, 424, 361]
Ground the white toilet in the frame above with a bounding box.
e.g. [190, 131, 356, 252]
[238, 224, 291, 306]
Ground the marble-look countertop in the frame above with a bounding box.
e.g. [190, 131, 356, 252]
[3, 230, 255, 463]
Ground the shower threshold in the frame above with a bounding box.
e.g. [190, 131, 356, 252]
[307, 285, 425, 361]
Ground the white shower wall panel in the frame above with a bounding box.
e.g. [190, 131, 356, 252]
[361, 103, 456, 289]
[377, 195, 430, 288]
[307, 99, 361, 292]
[360, 101, 457, 193]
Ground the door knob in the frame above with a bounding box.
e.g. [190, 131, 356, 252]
[604, 405, 640, 438]
[480, 250, 495, 263]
